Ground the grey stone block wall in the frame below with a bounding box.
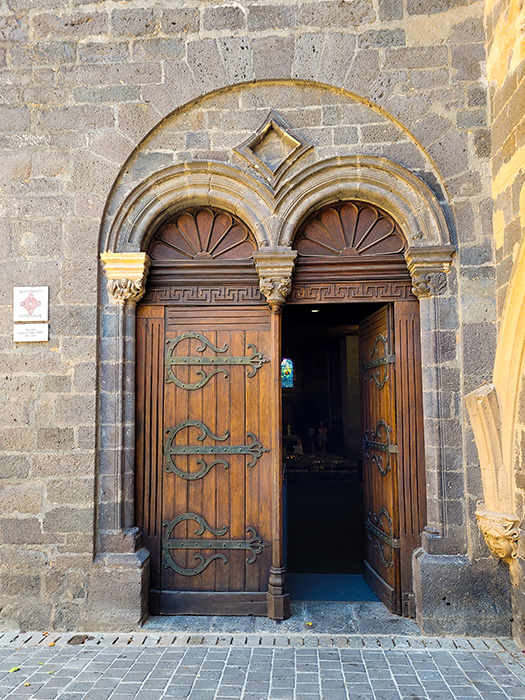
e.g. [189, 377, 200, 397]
[0, 0, 506, 633]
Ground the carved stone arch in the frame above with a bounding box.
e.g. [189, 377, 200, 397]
[101, 161, 275, 255]
[274, 156, 455, 281]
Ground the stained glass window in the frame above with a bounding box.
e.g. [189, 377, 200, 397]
[281, 358, 294, 388]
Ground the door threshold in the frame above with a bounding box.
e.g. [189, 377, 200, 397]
[286, 574, 379, 602]
[143, 599, 421, 636]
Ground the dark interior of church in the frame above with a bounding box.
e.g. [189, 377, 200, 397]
[281, 303, 382, 589]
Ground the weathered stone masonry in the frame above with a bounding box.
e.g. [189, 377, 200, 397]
[0, 0, 520, 636]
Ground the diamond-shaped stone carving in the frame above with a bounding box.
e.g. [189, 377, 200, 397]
[234, 110, 312, 188]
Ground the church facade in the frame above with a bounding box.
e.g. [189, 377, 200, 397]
[0, 0, 524, 643]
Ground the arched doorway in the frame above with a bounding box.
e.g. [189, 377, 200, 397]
[284, 201, 426, 617]
[98, 124, 455, 629]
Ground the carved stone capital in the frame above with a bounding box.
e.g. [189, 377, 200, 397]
[475, 507, 520, 564]
[411, 272, 447, 298]
[405, 245, 455, 298]
[253, 249, 297, 312]
[101, 253, 151, 306]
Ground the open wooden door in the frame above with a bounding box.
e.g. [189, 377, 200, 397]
[360, 302, 425, 616]
[136, 207, 274, 615]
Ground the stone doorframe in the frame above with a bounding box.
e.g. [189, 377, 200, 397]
[93, 156, 455, 628]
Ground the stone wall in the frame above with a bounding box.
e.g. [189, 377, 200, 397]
[485, 0, 525, 645]
[0, 0, 511, 633]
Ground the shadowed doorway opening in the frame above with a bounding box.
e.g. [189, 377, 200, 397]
[282, 303, 381, 602]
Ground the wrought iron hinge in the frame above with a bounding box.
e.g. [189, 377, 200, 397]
[164, 420, 269, 479]
[362, 420, 397, 476]
[365, 508, 400, 569]
[162, 513, 268, 576]
[362, 334, 395, 389]
[165, 332, 269, 390]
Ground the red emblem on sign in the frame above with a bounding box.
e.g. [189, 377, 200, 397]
[20, 293, 41, 315]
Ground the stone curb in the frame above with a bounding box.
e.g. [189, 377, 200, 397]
[0, 630, 523, 655]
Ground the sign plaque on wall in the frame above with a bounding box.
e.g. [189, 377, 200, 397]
[13, 286, 49, 322]
[13, 286, 49, 342]
[13, 323, 49, 343]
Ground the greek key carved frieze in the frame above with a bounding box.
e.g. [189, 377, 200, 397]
[288, 281, 414, 303]
[142, 285, 264, 305]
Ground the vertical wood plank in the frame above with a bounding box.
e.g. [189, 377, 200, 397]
[267, 309, 290, 620]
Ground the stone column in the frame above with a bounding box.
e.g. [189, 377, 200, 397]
[84, 252, 151, 631]
[406, 246, 456, 550]
[99, 252, 151, 532]
[253, 249, 296, 619]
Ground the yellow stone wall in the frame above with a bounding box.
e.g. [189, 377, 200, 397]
[487, 0, 525, 644]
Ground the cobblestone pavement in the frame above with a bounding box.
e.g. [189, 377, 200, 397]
[0, 604, 524, 700]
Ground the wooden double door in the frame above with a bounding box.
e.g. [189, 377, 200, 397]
[136, 298, 425, 617]
[135, 203, 425, 617]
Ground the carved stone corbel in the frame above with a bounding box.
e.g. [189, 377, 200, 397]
[405, 245, 455, 298]
[466, 384, 520, 564]
[475, 508, 520, 563]
[253, 249, 297, 313]
[100, 252, 151, 306]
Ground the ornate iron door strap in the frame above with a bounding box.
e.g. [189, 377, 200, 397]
[165, 332, 269, 389]
[365, 507, 401, 569]
[164, 420, 269, 480]
[162, 513, 268, 576]
[362, 419, 398, 476]
[362, 333, 395, 389]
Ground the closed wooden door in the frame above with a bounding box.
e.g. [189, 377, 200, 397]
[360, 302, 425, 616]
[136, 304, 273, 615]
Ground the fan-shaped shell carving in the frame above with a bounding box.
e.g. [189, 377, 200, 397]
[295, 202, 406, 257]
[149, 207, 256, 261]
